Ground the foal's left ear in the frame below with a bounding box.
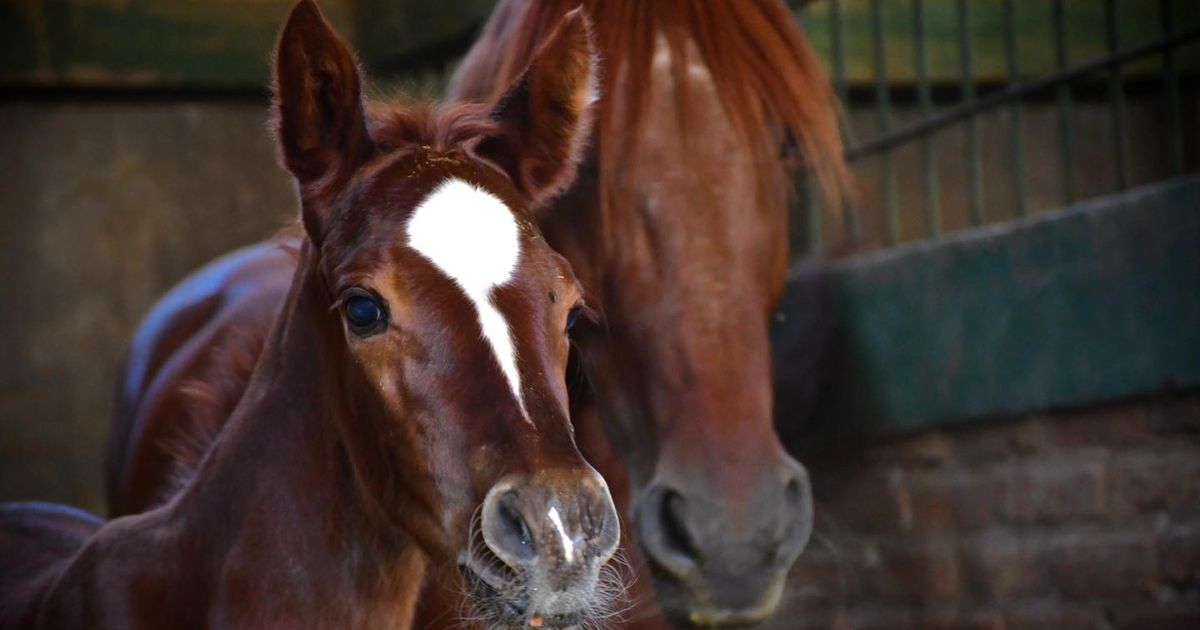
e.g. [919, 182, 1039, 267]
[474, 8, 598, 208]
[273, 0, 372, 235]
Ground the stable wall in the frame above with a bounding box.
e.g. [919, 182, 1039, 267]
[769, 392, 1200, 629]
[0, 101, 294, 515]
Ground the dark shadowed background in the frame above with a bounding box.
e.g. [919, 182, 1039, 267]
[2, 0, 1199, 627]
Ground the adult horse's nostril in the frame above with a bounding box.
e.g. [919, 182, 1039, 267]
[482, 489, 537, 567]
[774, 461, 814, 566]
[661, 490, 702, 562]
[639, 485, 703, 577]
[785, 475, 801, 505]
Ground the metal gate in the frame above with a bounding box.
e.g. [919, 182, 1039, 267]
[793, 0, 1199, 254]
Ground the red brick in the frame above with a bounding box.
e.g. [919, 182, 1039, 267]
[763, 606, 918, 630]
[959, 533, 1048, 600]
[920, 608, 1005, 630]
[1045, 532, 1159, 600]
[1147, 394, 1200, 436]
[1042, 404, 1151, 449]
[954, 418, 1046, 463]
[902, 470, 1007, 533]
[783, 543, 855, 612]
[1108, 450, 1200, 517]
[1108, 602, 1200, 630]
[828, 608, 918, 630]
[1001, 454, 1110, 525]
[810, 469, 907, 535]
[1159, 521, 1200, 586]
[872, 540, 962, 601]
[872, 432, 955, 467]
[1004, 601, 1108, 630]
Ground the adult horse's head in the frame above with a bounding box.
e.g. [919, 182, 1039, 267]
[453, 1, 848, 624]
[274, 2, 617, 625]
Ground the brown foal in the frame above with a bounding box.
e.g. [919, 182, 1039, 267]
[1, 2, 620, 628]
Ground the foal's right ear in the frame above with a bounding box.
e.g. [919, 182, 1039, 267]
[473, 8, 598, 209]
[273, 0, 372, 215]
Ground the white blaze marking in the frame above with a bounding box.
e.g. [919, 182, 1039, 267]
[406, 178, 530, 423]
[547, 506, 575, 563]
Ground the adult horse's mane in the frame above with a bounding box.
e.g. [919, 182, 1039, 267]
[452, 0, 849, 213]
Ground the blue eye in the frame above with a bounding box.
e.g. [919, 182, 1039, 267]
[343, 292, 387, 335]
[566, 306, 582, 334]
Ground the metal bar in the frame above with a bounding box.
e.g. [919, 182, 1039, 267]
[1106, 0, 1129, 191]
[829, 0, 848, 117]
[805, 176, 822, 254]
[1161, 0, 1184, 175]
[1053, 0, 1076, 204]
[959, 0, 984, 225]
[845, 24, 1200, 161]
[1002, 0, 1028, 217]
[828, 0, 860, 242]
[870, 0, 898, 244]
[915, 0, 940, 235]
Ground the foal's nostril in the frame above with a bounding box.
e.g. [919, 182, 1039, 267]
[483, 490, 537, 566]
[481, 476, 620, 575]
[500, 493, 535, 553]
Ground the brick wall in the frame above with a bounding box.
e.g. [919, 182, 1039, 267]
[768, 392, 1200, 629]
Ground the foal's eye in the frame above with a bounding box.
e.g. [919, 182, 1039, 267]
[566, 305, 582, 334]
[342, 290, 388, 336]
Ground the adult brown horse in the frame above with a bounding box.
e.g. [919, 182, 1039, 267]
[448, 1, 848, 625]
[106, 0, 848, 626]
[2, 2, 620, 627]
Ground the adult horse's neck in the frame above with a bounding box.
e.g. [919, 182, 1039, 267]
[45, 244, 426, 627]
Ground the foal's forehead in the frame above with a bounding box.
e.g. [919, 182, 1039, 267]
[403, 177, 533, 423]
[405, 178, 523, 291]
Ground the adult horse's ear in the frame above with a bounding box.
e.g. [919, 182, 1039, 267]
[474, 8, 598, 208]
[273, 0, 372, 236]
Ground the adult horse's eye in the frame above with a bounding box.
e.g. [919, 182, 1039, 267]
[343, 290, 388, 336]
[566, 305, 582, 334]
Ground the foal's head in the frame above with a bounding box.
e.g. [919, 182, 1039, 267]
[274, 2, 617, 625]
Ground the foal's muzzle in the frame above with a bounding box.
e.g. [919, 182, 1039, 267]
[461, 471, 620, 628]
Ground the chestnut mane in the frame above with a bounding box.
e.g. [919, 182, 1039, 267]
[452, 0, 849, 215]
[367, 99, 500, 156]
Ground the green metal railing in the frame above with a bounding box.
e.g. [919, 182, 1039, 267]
[797, 0, 1198, 254]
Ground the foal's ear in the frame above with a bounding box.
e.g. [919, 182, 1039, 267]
[474, 8, 598, 208]
[273, 0, 372, 227]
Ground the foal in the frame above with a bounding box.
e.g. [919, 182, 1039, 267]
[0, 2, 618, 628]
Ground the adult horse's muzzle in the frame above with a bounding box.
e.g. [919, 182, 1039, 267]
[459, 472, 622, 629]
[636, 455, 814, 627]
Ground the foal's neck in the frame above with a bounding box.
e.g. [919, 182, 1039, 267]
[161, 249, 425, 626]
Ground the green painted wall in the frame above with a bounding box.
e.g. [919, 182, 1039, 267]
[777, 176, 1200, 437]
